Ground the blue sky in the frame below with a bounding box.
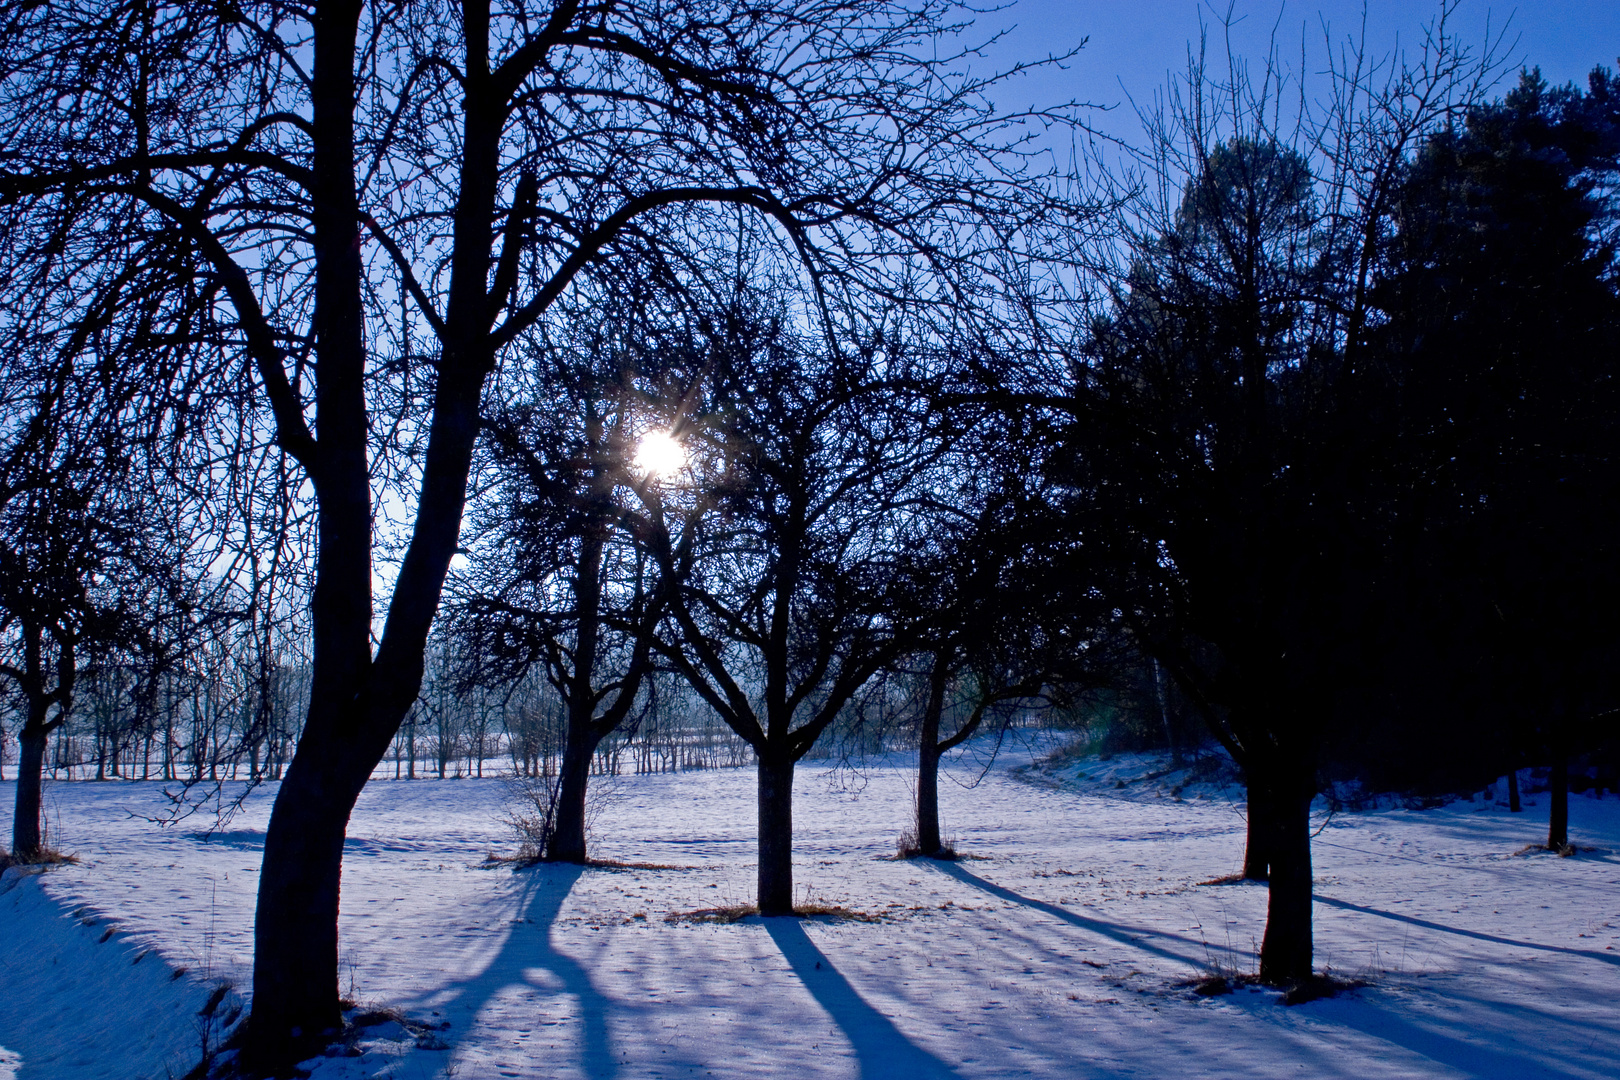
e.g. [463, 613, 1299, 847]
[974, 2, 1620, 137]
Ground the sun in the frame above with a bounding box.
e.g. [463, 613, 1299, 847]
[633, 430, 687, 477]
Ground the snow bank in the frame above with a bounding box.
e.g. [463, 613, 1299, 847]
[0, 864, 243, 1079]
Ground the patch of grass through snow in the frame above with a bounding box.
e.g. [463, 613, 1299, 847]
[1513, 842, 1605, 858]
[1176, 970, 1368, 1006]
[664, 903, 886, 924]
[480, 851, 698, 870]
[0, 847, 79, 871]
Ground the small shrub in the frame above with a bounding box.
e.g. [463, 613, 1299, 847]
[502, 773, 561, 863]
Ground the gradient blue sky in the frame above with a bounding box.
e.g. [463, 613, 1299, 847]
[975, 2, 1620, 137]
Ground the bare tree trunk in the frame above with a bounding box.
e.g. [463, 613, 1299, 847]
[250, 747, 363, 1051]
[914, 653, 949, 855]
[1258, 776, 1314, 984]
[915, 735, 942, 856]
[1154, 658, 1180, 767]
[1508, 767, 1522, 812]
[548, 726, 603, 863]
[246, 0, 379, 1059]
[11, 706, 49, 860]
[757, 752, 795, 915]
[1548, 751, 1569, 850]
[1243, 774, 1272, 881]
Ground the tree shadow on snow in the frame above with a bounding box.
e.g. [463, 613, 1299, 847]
[1314, 895, 1620, 967]
[1306, 995, 1611, 1080]
[427, 863, 621, 1078]
[763, 917, 962, 1080]
[929, 860, 1207, 968]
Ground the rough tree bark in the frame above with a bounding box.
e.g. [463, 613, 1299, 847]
[1547, 750, 1569, 850]
[757, 750, 796, 914]
[913, 652, 949, 856]
[1257, 772, 1314, 984]
[11, 710, 51, 859]
[1242, 774, 1272, 881]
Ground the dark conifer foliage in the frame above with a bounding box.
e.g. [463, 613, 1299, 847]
[1074, 133, 1383, 982]
[1050, 16, 1517, 984]
[1367, 68, 1620, 837]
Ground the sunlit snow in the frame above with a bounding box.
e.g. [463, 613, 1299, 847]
[3, 739, 1618, 1079]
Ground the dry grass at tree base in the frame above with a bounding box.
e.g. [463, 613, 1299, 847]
[481, 850, 695, 871]
[1514, 842, 1602, 858]
[663, 903, 886, 924]
[0, 847, 79, 871]
[891, 826, 993, 862]
[1196, 872, 1262, 886]
[1183, 971, 1368, 1006]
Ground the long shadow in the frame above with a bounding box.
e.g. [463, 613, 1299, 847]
[1316, 837, 1620, 874]
[1315, 894, 1620, 967]
[1318, 997, 1603, 1080]
[929, 861, 1208, 968]
[762, 918, 961, 1080]
[428, 863, 621, 1077]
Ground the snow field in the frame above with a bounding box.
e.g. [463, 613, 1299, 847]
[1, 742, 1618, 1079]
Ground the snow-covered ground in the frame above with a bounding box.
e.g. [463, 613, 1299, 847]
[2, 739, 1618, 1079]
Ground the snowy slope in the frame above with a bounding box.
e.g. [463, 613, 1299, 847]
[0, 864, 244, 1079]
[2, 739, 1618, 1079]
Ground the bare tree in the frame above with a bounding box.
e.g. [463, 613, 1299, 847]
[0, 436, 125, 859]
[622, 294, 953, 913]
[450, 279, 691, 862]
[0, 0, 1081, 1061]
[0, 358, 219, 857]
[899, 475, 1113, 859]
